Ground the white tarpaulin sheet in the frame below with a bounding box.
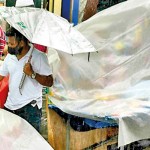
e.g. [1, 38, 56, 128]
[0, 109, 53, 150]
[49, 0, 150, 147]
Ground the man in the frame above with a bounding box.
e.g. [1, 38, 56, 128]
[0, 27, 53, 132]
[0, 26, 6, 59]
[2, 44, 8, 58]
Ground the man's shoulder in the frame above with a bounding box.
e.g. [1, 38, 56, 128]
[0, 60, 3, 66]
[4, 54, 14, 60]
[32, 48, 46, 57]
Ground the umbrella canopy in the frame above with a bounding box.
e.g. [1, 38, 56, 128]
[0, 6, 96, 54]
[0, 109, 53, 150]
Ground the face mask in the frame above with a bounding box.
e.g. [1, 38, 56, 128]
[8, 45, 23, 56]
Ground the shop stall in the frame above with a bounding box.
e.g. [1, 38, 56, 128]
[46, 0, 150, 149]
[46, 95, 118, 150]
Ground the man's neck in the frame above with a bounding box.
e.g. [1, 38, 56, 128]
[17, 45, 30, 60]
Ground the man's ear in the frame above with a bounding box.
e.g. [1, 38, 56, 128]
[20, 40, 24, 47]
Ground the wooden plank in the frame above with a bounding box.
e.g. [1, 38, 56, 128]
[53, 0, 62, 16]
[46, 102, 118, 150]
[0, 3, 4, 6]
[6, 0, 16, 6]
[61, 0, 71, 22]
[45, 95, 55, 148]
[72, 0, 79, 26]
[33, 0, 42, 8]
[49, 0, 54, 12]
[82, 0, 99, 21]
[69, 0, 73, 23]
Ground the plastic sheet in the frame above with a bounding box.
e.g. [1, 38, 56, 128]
[0, 109, 53, 150]
[49, 0, 150, 147]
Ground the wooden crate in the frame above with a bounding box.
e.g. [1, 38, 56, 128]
[0, 2, 4, 6]
[46, 95, 118, 150]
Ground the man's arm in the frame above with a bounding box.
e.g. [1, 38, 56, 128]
[0, 75, 4, 81]
[32, 73, 53, 87]
[23, 63, 53, 87]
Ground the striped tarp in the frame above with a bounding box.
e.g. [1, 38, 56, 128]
[0, 26, 6, 58]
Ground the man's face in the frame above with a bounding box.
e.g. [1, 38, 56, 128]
[7, 36, 23, 55]
[7, 36, 18, 48]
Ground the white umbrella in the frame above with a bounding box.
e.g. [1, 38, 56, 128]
[0, 6, 96, 54]
[0, 109, 53, 150]
[0, 6, 96, 92]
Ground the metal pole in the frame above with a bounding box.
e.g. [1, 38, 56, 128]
[3, 0, 6, 6]
[66, 116, 71, 150]
[19, 45, 34, 94]
[41, 0, 44, 8]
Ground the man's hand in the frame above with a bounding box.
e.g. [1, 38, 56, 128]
[23, 63, 53, 87]
[0, 75, 4, 81]
[0, 75, 4, 89]
[23, 63, 33, 76]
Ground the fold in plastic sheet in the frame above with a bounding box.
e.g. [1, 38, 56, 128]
[0, 109, 53, 150]
[49, 0, 150, 147]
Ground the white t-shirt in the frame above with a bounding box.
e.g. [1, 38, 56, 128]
[0, 47, 52, 110]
